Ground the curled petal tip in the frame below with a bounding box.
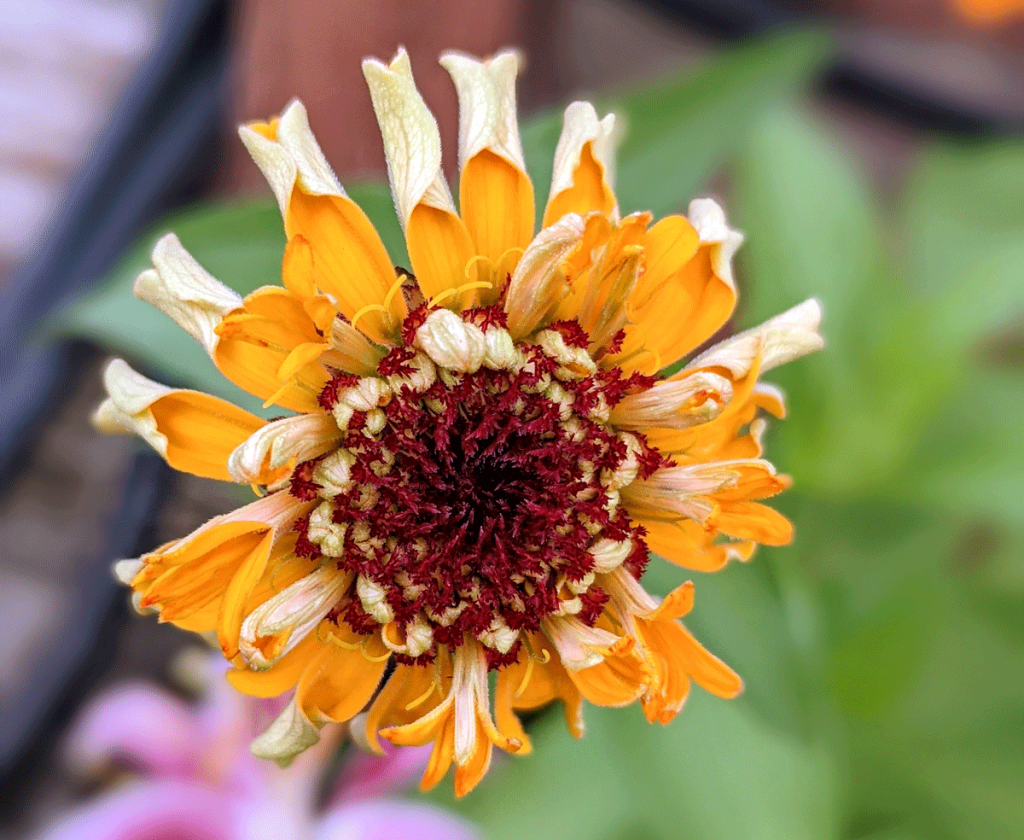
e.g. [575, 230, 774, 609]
[250, 696, 323, 766]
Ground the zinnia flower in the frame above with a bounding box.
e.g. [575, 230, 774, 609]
[95, 48, 823, 796]
[39, 652, 475, 840]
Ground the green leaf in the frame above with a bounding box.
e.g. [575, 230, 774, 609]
[898, 368, 1024, 528]
[905, 141, 1024, 293]
[827, 578, 939, 720]
[733, 104, 891, 351]
[521, 29, 832, 226]
[444, 694, 838, 840]
[848, 599, 1024, 840]
[49, 184, 403, 414]
[613, 30, 831, 219]
[731, 105, 920, 495]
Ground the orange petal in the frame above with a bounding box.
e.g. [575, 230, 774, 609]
[651, 581, 696, 621]
[713, 502, 794, 545]
[95, 360, 266, 482]
[460, 149, 534, 264]
[213, 286, 331, 411]
[406, 204, 476, 306]
[217, 530, 274, 658]
[147, 392, 266, 482]
[636, 618, 693, 724]
[141, 526, 270, 621]
[214, 339, 323, 413]
[544, 142, 615, 228]
[493, 667, 532, 755]
[638, 517, 747, 573]
[295, 632, 389, 723]
[567, 647, 646, 707]
[276, 341, 331, 384]
[285, 191, 406, 343]
[508, 636, 585, 738]
[420, 717, 455, 792]
[282, 234, 317, 299]
[362, 663, 441, 754]
[227, 627, 323, 698]
[453, 720, 493, 797]
[678, 623, 743, 699]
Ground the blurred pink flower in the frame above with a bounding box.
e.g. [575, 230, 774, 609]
[38, 653, 476, 840]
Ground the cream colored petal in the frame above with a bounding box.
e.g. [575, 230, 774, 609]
[112, 558, 144, 585]
[548, 101, 618, 208]
[414, 308, 487, 373]
[238, 99, 343, 217]
[603, 565, 660, 618]
[250, 696, 323, 767]
[753, 381, 787, 417]
[91, 359, 172, 454]
[541, 616, 622, 671]
[174, 491, 312, 550]
[239, 565, 352, 669]
[362, 47, 455, 229]
[227, 413, 342, 484]
[610, 370, 733, 430]
[504, 212, 585, 338]
[329, 318, 386, 375]
[623, 459, 778, 522]
[355, 575, 394, 624]
[452, 646, 478, 765]
[439, 49, 525, 171]
[587, 537, 634, 574]
[275, 100, 343, 196]
[133, 234, 241, 356]
[687, 197, 744, 289]
[688, 298, 824, 377]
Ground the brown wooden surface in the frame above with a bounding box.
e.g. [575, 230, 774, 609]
[221, 0, 565, 192]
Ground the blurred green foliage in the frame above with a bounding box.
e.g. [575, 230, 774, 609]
[53, 29, 1024, 840]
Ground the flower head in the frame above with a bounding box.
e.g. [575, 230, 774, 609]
[96, 47, 822, 796]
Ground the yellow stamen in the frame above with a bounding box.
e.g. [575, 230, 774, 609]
[350, 303, 388, 331]
[320, 627, 393, 662]
[462, 254, 492, 281]
[362, 645, 393, 663]
[261, 378, 295, 409]
[382, 274, 407, 313]
[428, 280, 492, 309]
[404, 678, 441, 711]
[381, 621, 404, 649]
[496, 246, 525, 265]
[514, 655, 535, 699]
[261, 373, 319, 410]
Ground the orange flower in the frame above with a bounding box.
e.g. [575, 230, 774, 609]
[952, 0, 1024, 24]
[96, 48, 823, 796]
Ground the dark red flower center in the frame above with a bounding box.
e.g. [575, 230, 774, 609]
[291, 307, 665, 668]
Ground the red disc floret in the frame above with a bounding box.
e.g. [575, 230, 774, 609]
[297, 308, 667, 668]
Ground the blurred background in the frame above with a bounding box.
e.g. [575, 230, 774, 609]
[1, 1, 1022, 838]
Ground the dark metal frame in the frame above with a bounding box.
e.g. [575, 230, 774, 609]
[0, 0, 231, 815]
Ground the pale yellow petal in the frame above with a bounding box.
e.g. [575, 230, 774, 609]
[133, 234, 241, 356]
[543, 101, 618, 227]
